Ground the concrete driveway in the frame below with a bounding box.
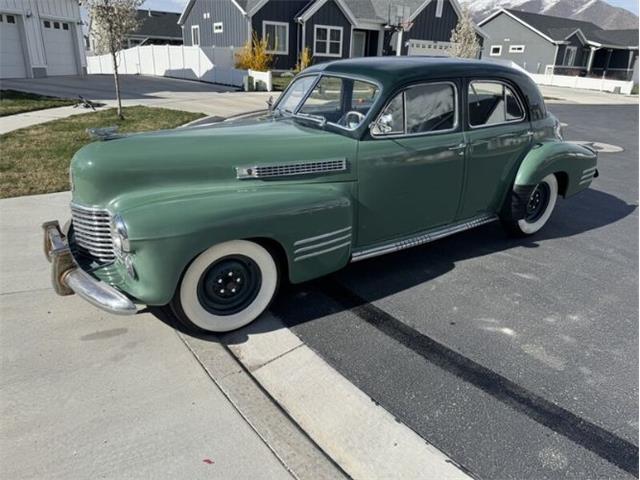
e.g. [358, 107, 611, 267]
[0, 193, 295, 480]
[0, 74, 272, 117]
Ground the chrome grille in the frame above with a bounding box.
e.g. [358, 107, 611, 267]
[70, 203, 115, 262]
[236, 159, 347, 179]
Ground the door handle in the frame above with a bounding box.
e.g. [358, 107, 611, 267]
[448, 143, 467, 155]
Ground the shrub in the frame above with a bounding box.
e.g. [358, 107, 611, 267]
[235, 32, 273, 71]
[295, 47, 312, 73]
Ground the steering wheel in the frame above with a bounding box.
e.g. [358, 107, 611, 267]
[340, 110, 366, 129]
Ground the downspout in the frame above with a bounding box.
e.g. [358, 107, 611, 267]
[396, 28, 403, 56]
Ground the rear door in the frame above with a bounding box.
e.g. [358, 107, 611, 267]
[458, 79, 532, 219]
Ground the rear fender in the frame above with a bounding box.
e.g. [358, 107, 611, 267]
[515, 141, 598, 197]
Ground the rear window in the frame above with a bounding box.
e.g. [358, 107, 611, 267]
[468, 81, 525, 127]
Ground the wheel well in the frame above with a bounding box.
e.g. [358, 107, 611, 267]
[554, 171, 569, 197]
[248, 237, 290, 283]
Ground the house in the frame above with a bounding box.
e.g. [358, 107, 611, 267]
[478, 9, 639, 79]
[0, 0, 86, 79]
[177, 0, 485, 70]
[88, 9, 183, 53]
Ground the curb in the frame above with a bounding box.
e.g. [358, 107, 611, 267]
[196, 314, 473, 480]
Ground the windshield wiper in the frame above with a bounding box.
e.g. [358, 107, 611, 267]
[294, 112, 327, 127]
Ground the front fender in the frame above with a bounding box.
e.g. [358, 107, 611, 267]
[104, 184, 356, 305]
[515, 141, 597, 197]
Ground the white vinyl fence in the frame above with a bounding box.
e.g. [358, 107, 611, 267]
[531, 67, 635, 95]
[87, 45, 248, 88]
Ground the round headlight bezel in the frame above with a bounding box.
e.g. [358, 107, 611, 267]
[111, 214, 130, 255]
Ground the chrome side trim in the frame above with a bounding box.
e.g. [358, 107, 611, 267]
[351, 214, 498, 262]
[236, 158, 347, 179]
[294, 241, 352, 262]
[294, 226, 352, 246]
[582, 166, 597, 174]
[294, 234, 352, 254]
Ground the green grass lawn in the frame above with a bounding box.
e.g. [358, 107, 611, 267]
[0, 90, 77, 117]
[0, 106, 204, 198]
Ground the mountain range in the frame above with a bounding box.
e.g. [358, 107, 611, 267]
[463, 0, 639, 30]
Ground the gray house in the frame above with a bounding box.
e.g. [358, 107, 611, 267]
[478, 9, 638, 79]
[177, 0, 484, 70]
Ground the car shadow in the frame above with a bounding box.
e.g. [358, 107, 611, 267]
[149, 187, 636, 341]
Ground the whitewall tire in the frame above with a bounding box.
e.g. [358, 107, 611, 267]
[507, 174, 558, 236]
[172, 240, 278, 333]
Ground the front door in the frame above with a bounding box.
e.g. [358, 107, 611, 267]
[352, 31, 366, 57]
[459, 79, 532, 218]
[357, 81, 466, 246]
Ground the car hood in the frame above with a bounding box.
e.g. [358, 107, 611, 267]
[70, 117, 357, 207]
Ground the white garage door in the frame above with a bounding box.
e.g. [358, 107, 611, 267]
[0, 14, 27, 79]
[408, 39, 452, 57]
[42, 19, 77, 76]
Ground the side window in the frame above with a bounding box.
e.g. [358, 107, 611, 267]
[374, 93, 404, 135]
[405, 83, 456, 134]
[468, 81, 525, 127]
[373, 82, 457, 136]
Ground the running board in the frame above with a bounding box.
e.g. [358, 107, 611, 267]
[351, 214, 498, 262]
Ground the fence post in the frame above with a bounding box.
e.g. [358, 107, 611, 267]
[151, 46, 157, 76]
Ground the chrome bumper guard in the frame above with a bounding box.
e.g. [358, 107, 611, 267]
[42, 221, 137, 316]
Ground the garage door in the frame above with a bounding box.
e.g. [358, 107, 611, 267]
[0, 14, 26, 79]
[42, 19, 77, 76]
[408, 39, 452, 57]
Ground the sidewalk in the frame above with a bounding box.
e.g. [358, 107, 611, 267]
[0, 192, 293, 480]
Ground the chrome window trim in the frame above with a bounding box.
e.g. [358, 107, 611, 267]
[370, 81, 460, 139]
[467, 79, 527, 130]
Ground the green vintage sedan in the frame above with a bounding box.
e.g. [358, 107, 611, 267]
[43, 57, 597, 332]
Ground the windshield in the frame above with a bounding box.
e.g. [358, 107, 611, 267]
[275, 75, 318, 114]
[275, 74, 380, 131]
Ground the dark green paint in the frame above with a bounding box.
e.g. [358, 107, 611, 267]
[69, 58, 596, 307]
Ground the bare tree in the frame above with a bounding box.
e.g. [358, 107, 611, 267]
[83, 0, 143, 119]
[449, 4, 480, 59]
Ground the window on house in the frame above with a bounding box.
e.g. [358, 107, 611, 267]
[7, 15, 16, 24]
[468, 81, 525, 127]
[314, 25, 342, 57]
[563, 46, 577, 66]
[263, 21, 288, 54]
[44, 20, 51, 28]
[191, 25, 200, 46]
[509, 45, 525, 53]
[213, 22, 223, 34]
[490, 45, 502, 56]
[63, 23, 69, 30]
[0, 15, 4, 22]
[54, 21, 60, 29]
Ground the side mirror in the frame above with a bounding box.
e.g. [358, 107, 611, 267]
[369, 115, 394, 136]
[266, 96, 274, 111]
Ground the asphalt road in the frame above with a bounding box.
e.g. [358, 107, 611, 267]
[272, 104, 639, 479]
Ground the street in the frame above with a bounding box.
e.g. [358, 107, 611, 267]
[270, 104, 639, 479]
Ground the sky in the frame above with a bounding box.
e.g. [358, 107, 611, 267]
[141, 0, 639, 15]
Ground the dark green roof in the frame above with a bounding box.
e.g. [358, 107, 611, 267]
[305, 56, 527, 89]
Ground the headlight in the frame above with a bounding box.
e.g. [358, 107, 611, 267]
[111, 214, 130, 255]
[554, 120, 564, 141]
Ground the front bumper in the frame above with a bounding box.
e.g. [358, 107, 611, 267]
[42, 221, 137, 316]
